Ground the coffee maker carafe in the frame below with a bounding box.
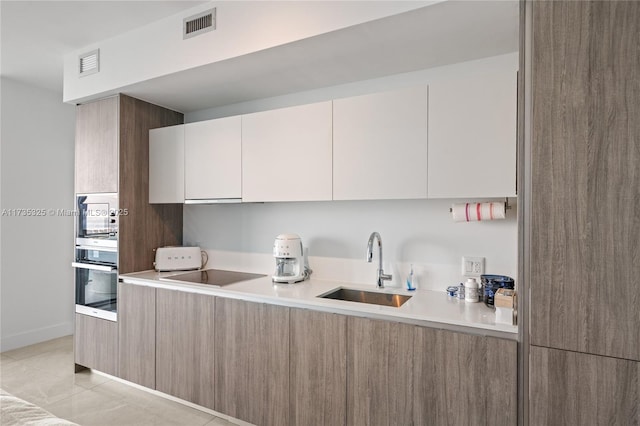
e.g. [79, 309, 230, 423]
[272, 234, 306, 283]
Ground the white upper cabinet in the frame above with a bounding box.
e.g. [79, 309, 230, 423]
[241, 101, 333, 202]
[149, 124, 184, 203]
[333, 86, 428, 200]
[184, 116, 242, 201]
[427, 67, 517, 198]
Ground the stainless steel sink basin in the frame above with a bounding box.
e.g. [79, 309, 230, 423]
[318, 287, 412, 308]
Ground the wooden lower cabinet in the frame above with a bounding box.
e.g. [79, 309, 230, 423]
[347, 316, 414, 426]
[118, 283, 156, 388]
[290, 308, 347, 426]
[347, 316, 517, 426]
[105, 286, 518, 426]
[530, 345, 640, 425]
[413, 327, 517, 426]
[156, 289, 216, 408]
[214, 298, 290, 426]
[74, 313, 118, 376]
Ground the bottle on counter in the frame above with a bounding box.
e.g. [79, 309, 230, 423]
[464, 277, 480, 303]
[457, 282, 465, 300]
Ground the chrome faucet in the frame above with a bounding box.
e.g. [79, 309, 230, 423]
[366, 232, 392, 288]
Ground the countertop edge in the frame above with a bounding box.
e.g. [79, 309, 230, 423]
[120, 271, 519, 340]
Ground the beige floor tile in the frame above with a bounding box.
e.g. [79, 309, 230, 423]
[44, 388, 154, 426]
[0, 353, 17, 364]
[92, 380, 214, 426]
[19, 346, 75, 378]
[73, 368, 112, 390]
[1, 335, 73, 360]
[204, 417, 242, 426]
[0, 359, 86, 406]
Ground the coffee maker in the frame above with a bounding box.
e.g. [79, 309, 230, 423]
[272, 233, 307, 283]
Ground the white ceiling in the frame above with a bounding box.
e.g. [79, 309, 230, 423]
[120, 1, 519, 113]
[1, 0, 207, 93]
[1, 1, 519, 113]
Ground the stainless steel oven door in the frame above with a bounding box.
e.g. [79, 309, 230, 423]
[73, 261, 118, 321]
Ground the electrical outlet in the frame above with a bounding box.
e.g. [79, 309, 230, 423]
[462, 256, 485, 277]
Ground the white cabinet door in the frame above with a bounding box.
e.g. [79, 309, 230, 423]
[333, 86, 428, 200]
[185, 116, 241, 201]
[428, 69, 517, 198]
[241, 101, 332, 202]
[149, 124, 184, 203]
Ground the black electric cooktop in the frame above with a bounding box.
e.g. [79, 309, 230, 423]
[160, 269, 266, 287]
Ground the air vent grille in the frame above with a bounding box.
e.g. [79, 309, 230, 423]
[79, 49, 100, 76]
[183, 9, 216, 39]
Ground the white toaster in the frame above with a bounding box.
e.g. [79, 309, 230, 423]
[154, 246, 202, 272]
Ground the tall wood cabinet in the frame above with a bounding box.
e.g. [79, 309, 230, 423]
[530, 346, 640, 425]
[529, 1, 640, 423]
[75, 96, 119, 193]
[530, 0, 640, 362]
[74, 95, 184, 375]
[74, 94, 184, 273]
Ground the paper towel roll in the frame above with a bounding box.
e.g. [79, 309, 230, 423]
[451, 202, 506, 222]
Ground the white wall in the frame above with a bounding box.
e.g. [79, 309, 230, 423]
[1, 77, 76, 351]
[184, 199, 517, 291]
[183, 54, 520, 291]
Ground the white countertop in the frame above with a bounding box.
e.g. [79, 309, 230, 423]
[120, 269, 518, 339]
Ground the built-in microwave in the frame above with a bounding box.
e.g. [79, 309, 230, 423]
[76, 193, 118, 244]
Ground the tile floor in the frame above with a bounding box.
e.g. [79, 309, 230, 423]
[0, 336, 237, 426]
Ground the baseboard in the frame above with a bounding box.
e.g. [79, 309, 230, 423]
[0, 321, 73, 352]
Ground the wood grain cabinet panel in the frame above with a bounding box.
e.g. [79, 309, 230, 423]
[413, 328, 517, 426]
[75, 96, 118, 194]
[74, 313, 118, 376]
[118, 283, 156, 388]
[214, 298, 289, 426]
[347, 316, 414, 426]
[156, 289, 216, 409]
[530, 0, 640, 360]
[290, 308, 346, 426]
[530, 345, 640, 426]
[117, 95, 183, 274]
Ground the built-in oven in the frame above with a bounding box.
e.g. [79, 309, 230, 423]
[73, 193, 119, 321]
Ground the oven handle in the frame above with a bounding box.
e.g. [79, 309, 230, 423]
[71, 262, 117, 272]
[75, 245, 118, 253]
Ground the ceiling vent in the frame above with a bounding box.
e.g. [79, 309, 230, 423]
[183, 8, 216, 39]
[79, 49, 100, 77]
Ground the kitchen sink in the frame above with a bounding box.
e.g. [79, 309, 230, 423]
[318, 287, 412, 308]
